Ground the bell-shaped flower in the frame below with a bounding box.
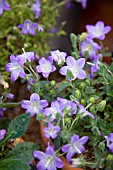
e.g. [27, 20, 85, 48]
[62, 134, 88, 161]
[50, 50, 67, 65]
[31, 0, 41, 19]
[5, 54, 26, 82]
[36, 57, 56, 78]
[44, 123, 60, 139]
[0, 0, 10, 15]
[86, 21, 111, 40]
[33, 145, 64, 170]
[0, 129, 6, 141]
[60, 56, 86, 80]
[21, 93, 48, 117]
[18, 20, 38, 35]
[43, 100, 65, 122]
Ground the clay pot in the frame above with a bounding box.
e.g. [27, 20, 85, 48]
[39, 122, 83, 170]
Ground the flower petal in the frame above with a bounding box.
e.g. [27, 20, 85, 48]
[30, 93, 40, 102]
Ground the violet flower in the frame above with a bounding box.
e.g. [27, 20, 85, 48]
[76, 0, 87, 9]
[5, 93, 14, 99]
[31, 0, 41, 19]
[80, 37, 101, 59]
[21, 93, 48, 117]
[60, 56, 86, 80]
[36, 57, 56, 78]
[0, 108, 6, 118]
[90, 54, 102, 79]
[16, 52, 36, 64]
[105, 133, 113, 153]
[5, 54, 26, 82]
[18, 20, 38, 35]
[37, 25, 43, 32]
[62, 134, 88, 161]
[43, 100, 65, 122]
[0, 129, 6, 141]
[34, 145, 64, 170]
[57, 97, 77, 116]
[86, 21, 111, 40]
[50, 50, 67, 65]
[78, 104, 95, 119]
[0, 0, 10, 15]
[44, 123, 60, 139]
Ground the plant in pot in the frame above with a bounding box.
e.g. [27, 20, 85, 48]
[1, 20, 113, 170]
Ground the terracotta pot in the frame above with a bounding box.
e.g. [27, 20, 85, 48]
[39, 122, 83, 170]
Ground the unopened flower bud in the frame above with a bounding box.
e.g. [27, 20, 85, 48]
[50, 89, 55, 94]
[81, 99, 85, 105]
[79, 32, 88, 42]
[75, 90, 81, 99]
[89, 97, 95, 103]
[107, 154, 113, 161]
[51, 80, 56, 86]
[96, 100, 106, 112]
[85, 79, 90, 85]
[79, 83, 84, 88]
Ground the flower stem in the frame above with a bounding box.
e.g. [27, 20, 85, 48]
[0, 102, 21, 109]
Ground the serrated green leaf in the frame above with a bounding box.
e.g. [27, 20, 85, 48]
[6, 142, 39, 163]
[0, 159, 30, 170]
[8, 113, 30, 139]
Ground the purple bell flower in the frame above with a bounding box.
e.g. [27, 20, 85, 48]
[21, 93, 48, 117]
[5, 54, 26, 82]
[31, 0, 41, 19]
[0, 0, 10, 15]
[50, 50, 67, 65]
[36, 57, 56, 78]
[60, 56, 86, 80]
[44, 123, 60, 139]
[16, 51, 36, 64]
[5, 93, 14, 99]
[18, 20, 38, 35]
[0, 108, 6, 118]
[62, 134, 88, 161]
[86, 21, 111, 40]
[0, 129, 6, 141]
[33, 145, 64, 170]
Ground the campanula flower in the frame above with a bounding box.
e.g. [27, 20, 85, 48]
[36, 57, 56, 78]
[57, 97, 77, 116]
[0, 0, 10, 15]
[21, 93, 48, 117]
[0, 129, 6, 141]
[31, 0, 41, 19]
[43, 100, 65, 122]
[50, 50, 67, 65]
[16, 52, 37, 64]
[44, 123, 60, 139]
[76, 0, 87, 9]
[5, 54, 26, 82]
[18, 20, 38, 35]
[86, 21, 111, 40]
[80, 37, 101, 59]
[60, 56, 86, 80]
[33, 145, 64, 170]
[0, 108, 6, 117]
[105, 133, 113, 153]
[78, 104, 95, 119]
[5, 93, 14, 99]
[62, 134, 88, 161]
[90, 54, 102, 79]
[37, 25, 43, 32]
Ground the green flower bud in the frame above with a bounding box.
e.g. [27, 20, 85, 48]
[79, 83, 84, 89]
[75, 90, 81, 99]
[50, 89, 55, 94]
[36, 113, 44, 121]
[80, 99, 85, 105]
[107, 154, 113, 161]
[51, 80, 56, 86]
[85, 79, 90, 85]
[89, 97, 95, 103]
[65, 118, 71, 124]
[79, 32, 88, 42]
[45, 84, 49, 88]
[96, 100, 106, 112]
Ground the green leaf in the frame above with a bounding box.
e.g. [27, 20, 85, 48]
[7, 113, 30, 139]
[0, 159, 30, 170]
[6, 142, 38, 163]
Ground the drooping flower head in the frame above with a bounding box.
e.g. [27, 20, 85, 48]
[62, 134, 88, 161]
[18, 20, 38, 35]
[21, 93, 48, 117]
[0, 0, 10, 15]
[76, 0, 87, 9]
[60, 56, 86, 80]
[44, 123, 60, 139]
[5, 54, 26, 82]
[86, 21, 111, 40]
[43, 100, 65, 122]
[36, 57, 56, 78]
[33, 145, 64, 170]
[0, 129, 6, 141]
[50, 50, 67, 65]
[80, 37, 101, 59]
[31, 0, 41, 19]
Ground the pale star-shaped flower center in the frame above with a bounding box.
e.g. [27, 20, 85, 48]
[41, 61, 52, 72]
[71, 142, 82, 154]
[85, 44, 93, 52]
[45, 156, 54, 168]
[56, 50, 65, 64]
[95, 27, 102, 36]
[49, 128, 54, 135]
[31, 101, 40, 111]
[11, 63, 21, 71]
[71, 65, 79, 76]
[26, 23, 30, 30]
